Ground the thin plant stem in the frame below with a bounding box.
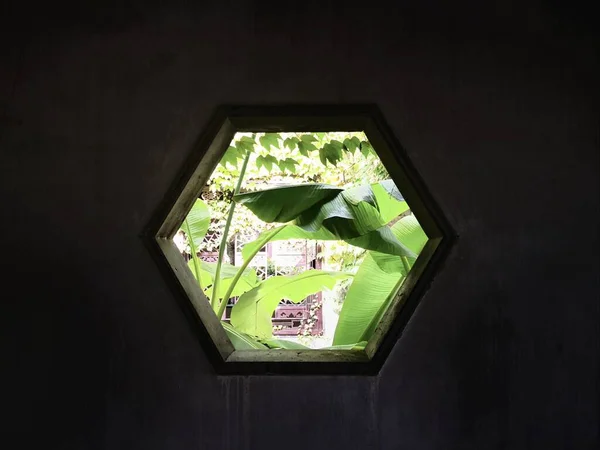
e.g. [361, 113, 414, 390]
[216, 225, 285, 320]
[210, 150, 252, 310]
[183, 219, 202, 288]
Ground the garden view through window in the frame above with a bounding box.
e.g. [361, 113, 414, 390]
[173, 131, 428, 351]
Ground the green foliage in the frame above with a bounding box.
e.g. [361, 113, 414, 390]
[343, 136, 360, 154]
[184, 199, 211, 249]
[234, 184, 343, 223]
[230, 270, 353, 338]
[256, 154, 278, 172]
[234, 180, 415, 257]
[276, 158, 298, 173]
[259, 133, 280, 151]
[332, 215, 428, 345]
[188, 259, 260, 300]
[319, 141, 344, 166]
[283, 136, 300, 150]
[203, 131, 389, 248]
[178, 130, 427, 352]
[259, 338, 311, 350]
[223, 322, 269, 350]
[182, 199, 210, 286]
[240, 223, 410, 262]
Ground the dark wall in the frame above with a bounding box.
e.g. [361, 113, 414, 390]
[1, 2, 598, 449]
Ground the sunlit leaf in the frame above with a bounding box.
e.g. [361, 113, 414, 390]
[372, 181, 408, 223]
[188, 259, 260, 300]
[256, 154, 278, 172]
[283, 137, 299, 150]
[234, 180, 416, 257]
[319, 143, 343, 166]
[343, 137, 360, 154]
[182, 199, 210, 249]
[329, 139, 344, 151]
[360, 140, 374, 157]
[187, 259, 213, 287]
[332, 215, 428, 345]
[220, 146, 240, 168]
[300, 134, 317, 143]
[223, 322, 268, 350]
[298, 140, 317, 155]
[277, 157, 298, 173]
[234, 184, 342, 222]
[241, 223, 413, 262]
[231, 270, 352, 337]
[260, 133, 280, 151]
[236, 136, 255, 154]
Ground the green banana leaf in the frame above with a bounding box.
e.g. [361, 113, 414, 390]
[233, 180, 407, 241]
[205, 275, 260, 300]
[187, 259, 213, 288]
[241, 223, 414, 263]
[323, 341, 368, 350]
[237, 180, 413, 260]
[372, 183, 408, 223]
[259, 339, 369, 350]
[260, 338, 311, 349]
[222, 322, 268, 350]
[230, 270, 352, 338]
[180, 198, 210, 287]
[332, 215, 428, 345]
[182, 199, 210, 249]
[187, 259, 260, 300]
[233, 184, 342, 222]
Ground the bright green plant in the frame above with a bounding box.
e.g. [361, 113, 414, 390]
[178, 132, 426, 351]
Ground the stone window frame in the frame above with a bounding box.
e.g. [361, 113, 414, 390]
[142, 105, 455, 375]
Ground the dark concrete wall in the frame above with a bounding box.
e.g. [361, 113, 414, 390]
[1, 2, 598, 449]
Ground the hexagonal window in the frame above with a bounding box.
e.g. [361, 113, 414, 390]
[144, 106, 454, 374]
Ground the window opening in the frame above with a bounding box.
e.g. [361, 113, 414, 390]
[175, 131, 427, 351]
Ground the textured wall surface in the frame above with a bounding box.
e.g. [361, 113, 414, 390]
[1, 2, 598, 449]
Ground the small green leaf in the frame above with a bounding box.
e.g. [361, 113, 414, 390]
[343, 137, 359, 154]
[220, 146, 240, 168]
[262, 155, 277, 172]
[298, 140, 317, 155]
[222, 322, 269, 350]
[329, 139, 344, 151]
[283, 137, 300, 150]
[256, 154, 277, 172]
[319, 143, 343, 166]
[236, 136, 255, 154]
[360, 141, 374, 157]
[277, 157, 298, 173]
[300, 134, 317, 143]
[255, 155, 265, 170]
[260, 133, 280, 151]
